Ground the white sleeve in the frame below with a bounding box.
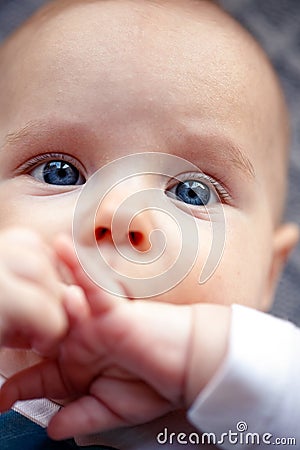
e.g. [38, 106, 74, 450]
[187, 304, 300, 449]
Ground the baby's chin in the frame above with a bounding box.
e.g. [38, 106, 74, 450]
[0, 348, 42, 379]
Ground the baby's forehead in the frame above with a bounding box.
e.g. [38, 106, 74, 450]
[2, 2, 251, 109]
[1, 0, 287, 143]
[37, 0, 221, 25]
[7, 0, 266, 105]
[14, 0, 248, 53]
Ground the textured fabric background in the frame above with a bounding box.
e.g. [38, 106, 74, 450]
[0, 0, 299, 323]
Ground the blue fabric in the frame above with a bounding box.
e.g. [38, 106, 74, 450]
[0, 410, 116, 450]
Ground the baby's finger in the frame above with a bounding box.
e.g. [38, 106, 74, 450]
[47, 395, 127, 440]
[47, 378, 172, 440]
[0, 279, 68, 352]
[54, 235, 101, 298]
[62, 285, 90, 325]
[0, 360, 69, 413]
[0, 228, 63, 299]
[54, 234, 123, 315]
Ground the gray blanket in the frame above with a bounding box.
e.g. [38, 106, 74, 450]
[1, 0, 299, 323]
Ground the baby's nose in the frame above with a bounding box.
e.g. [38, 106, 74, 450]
[93, 174, 161, 254]
[94, 204, 153, 253]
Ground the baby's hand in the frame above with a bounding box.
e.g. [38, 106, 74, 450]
[0, 228, 68, 353]
[0, 235, 231, 440]
[0, 235, 192, 438]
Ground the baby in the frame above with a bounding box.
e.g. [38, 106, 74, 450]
[0, 0, 299, 449]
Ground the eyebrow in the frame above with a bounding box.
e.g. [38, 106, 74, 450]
[170, 129, 256, 180]
[5, 124, 31, 145]
[5, 121, 62, 146]
[2, 119, 95, 157]
[219, 141, 255, 179]
[3, 120, 256, 179]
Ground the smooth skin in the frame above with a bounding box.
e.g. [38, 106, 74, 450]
[0, 0, 298, 442]
[0, 228, 67, 353]
[0, 234, 231, 440]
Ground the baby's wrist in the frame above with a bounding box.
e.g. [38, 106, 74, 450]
[184, 304, 231, 408]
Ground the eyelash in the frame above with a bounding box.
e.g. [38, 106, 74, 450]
[167, 172, 231, 202]
[16, 154, 231, 202]
[16, 152, 85, 176]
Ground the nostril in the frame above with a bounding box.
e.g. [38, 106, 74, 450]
[95, 227, 109, 240]
[129, 231, 143, 247]
[95, 228, 145, 248]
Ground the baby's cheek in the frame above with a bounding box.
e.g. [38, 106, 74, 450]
[0, 180, 74, 236]
[139, 223, 217, 305]
[158, 225, 268, 308]
[203, 234, 271, 309]
[0, 184, 22, 230]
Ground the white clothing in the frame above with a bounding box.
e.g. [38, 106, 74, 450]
[188, 305, 300, 449]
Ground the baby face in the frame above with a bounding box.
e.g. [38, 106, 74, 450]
[0, 0, 296, 319]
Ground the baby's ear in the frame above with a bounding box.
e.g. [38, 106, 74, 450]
[262, 223, 299, 311]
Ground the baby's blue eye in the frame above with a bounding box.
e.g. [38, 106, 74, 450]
[30, 160, 85, 185]
[43, 161, 80, 185]
[175, 180, 211, 206]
